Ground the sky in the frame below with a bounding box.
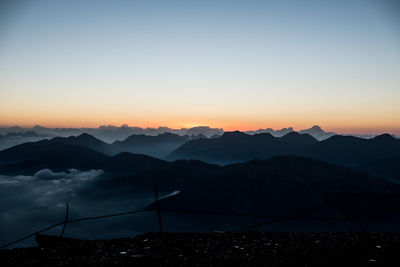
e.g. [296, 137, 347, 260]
[0, 0, 399, 134]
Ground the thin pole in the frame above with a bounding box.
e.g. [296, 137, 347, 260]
[60, 203, 69, 237]
[326, 200, 367, 232]
[155, 185, 163, 233]
[251, 216, 260, 232]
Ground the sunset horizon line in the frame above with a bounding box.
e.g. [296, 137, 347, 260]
[1, 123, 399, 136]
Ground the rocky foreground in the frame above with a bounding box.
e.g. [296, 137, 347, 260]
[1, 232, 400, 266]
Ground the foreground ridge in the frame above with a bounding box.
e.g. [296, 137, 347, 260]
[2, 232, 400, 266]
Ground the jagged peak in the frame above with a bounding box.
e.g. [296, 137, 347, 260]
[221, 131, 248, 138]
[372, 133, 396, 141]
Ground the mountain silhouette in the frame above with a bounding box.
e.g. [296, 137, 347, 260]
[113, 155, 400, 231]
[1, 132, 399, 182]
[245, 127, 294, 137]
[111, 132, 188, 158]
[166, 131, 316, 164]
[166, 132, 400, 176]
[0, 146, 167, 176]
[101, 152, 168, 174]
[1, 134, 400, 231]
[0, 133, 115, 166]
[0, 142, 108, 174]
[49, 133, 113, 155]
[357, 155, 400, 183]
[305, 134, 400, 168]
[0, 132, 191, 160]
[278, 132, 318, 145]
[167, 131, 282, 164]
[0, 132, 170, 175]
[299, 125, 336, 140]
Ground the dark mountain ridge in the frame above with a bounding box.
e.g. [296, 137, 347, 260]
[0, 132, 190, 161]
[100, 155, 400, 231]
[1, 131, 399, 182]
[0, 137, 168, 176]
[1, 132, 399, 231]
[111, 132, 188, 158]
[166, 131, 400, 181]
[167, 131, 317, 164]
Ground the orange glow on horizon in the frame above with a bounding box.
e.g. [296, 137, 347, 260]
[1, 118, 399, 135]
[1, 101, 400, 135]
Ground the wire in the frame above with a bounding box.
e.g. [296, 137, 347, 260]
[2, 192, 400, 249]
[0, 208, 152, 249]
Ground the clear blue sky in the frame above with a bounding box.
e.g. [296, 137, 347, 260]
[0, 0, 399, 134]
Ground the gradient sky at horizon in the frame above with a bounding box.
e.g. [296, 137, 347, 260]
[0, 0, 399, 134]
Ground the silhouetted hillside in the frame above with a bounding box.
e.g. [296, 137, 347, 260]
[116, 155, 400, 230]
[0, 132, 191, 160]
[49, 133, 113, 155]
[245, 127, 293, 137]
[166, 132, 400, 181]
[101, 152, 168, 174]
[167, 131, 316, 164]
[0, 143, 167, 176]
[0, 133, 115, 165]
[299, 125, 336, 140]
[278, 132, 318, 145]
[305, 134, 400, 168]
[166, 131, 278, 164]
[149, 156, 398, 212]
[0, 138, 111, 165]
[111, 133, 188, 158]
[0, 143, 108, 174]
[358, 155, 400, 183]
[1, 139, 400, 231]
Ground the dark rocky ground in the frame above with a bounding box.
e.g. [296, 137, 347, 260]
[1, 232, 400, 266]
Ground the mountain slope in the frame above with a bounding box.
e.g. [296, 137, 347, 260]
[0, 132, 191, 160]
[166, 131, 316, 164]
[101, 155, 400, 230]
[299, 125, 336, 140]
[357, 155, 400, 183]
[305, 134, 400, 168]
[0, 142, 109, 174]
[0, 140, 168, 176]
[111, 133, 189, 158]
[278, 132, 318, 145]
[49, 133, 113, 155]
[166, 132, 400, 175]
[0, 133, 114, 165]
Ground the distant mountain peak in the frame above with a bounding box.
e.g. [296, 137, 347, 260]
[279, 131, 317, 144]
[77, 132, 94, 138]
[298, 125, 336, 141]
[372, 133, 397, 142]
[284, 131, 301, 136]
[310, 125, 323, 130]
[374, 133, 395, 138]
[157, 132, 178, 137]
[75, 132, 100, 141]
[322, 135, 365, 145]
[221, 131, 248, 138]
[33, 125, 46, 130]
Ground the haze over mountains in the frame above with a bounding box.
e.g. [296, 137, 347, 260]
[0, 125, 224, 145]
[1, 126, 400, 247]
[0, 129, 399, 182]
[166, 131, 400, 171]
[1, 138, 400, 235]
[0, 125, 383, 151]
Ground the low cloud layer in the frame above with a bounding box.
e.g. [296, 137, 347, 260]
[0, 169, 103, 206]
[0, 169, 209, 248]
[0, 167, 180, 248]
[0, 169, 98, 243]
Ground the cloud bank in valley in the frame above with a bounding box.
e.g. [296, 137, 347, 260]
[0, 169, 104, 244]
[0, 167, 171, 248]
